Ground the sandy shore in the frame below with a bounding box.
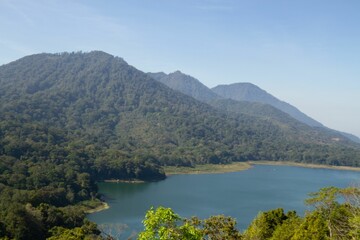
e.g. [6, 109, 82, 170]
[164, 162, 252, 175]
[104, 179, 145, 183]
[249, 160, 360, 172]
[85, 202, 110, 214]
[164, 161, 360, 176]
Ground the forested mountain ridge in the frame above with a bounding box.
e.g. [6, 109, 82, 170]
[212, 82, 360, 143]
[148, 71, 322, 128]
[1, 51, 360, 239]
[212, 82, 324, 127]
[147, 70, 220, 103]
[2, 51, 359, 168]
[148, 71, 310, 129]
[151, 70, 360, 143]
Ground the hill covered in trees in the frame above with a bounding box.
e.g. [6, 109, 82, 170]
[212, 82, 323, 127]
[150, 70, 360, 144]
[3, 51, 359, 168]
[1, 51, 360, 239]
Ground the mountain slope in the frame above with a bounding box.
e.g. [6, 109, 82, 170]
[212, 82, 323, 127]
[148, 71, 220, 102]
[149, 70, 359, 150]
[148, 70, 309, 127]
[1, 51, 359, 167]
[2, 51, 360, 239]
[212, 82, 360, 143]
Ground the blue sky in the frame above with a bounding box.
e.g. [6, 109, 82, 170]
[1, 0, 359, 137]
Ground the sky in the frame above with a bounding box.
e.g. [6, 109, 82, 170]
[0, 0, 359, 137]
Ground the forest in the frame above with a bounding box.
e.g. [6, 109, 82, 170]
[1, 51, 360, 239]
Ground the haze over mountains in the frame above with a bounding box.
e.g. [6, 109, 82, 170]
[149, 71, 360, 144]
[1, 51, 360, 171]
[1, 51, 360, 239]
[212, 83, 323, 127]
[148, 71, 220, 103]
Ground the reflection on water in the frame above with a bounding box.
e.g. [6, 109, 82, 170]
[99, 182, 151, 201]
[88, 165, 360, 239]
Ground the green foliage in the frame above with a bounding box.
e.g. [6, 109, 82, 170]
[292, 211, 329, 240]
[201, 215, 242, 239]
[1, 51, 360, 238]
[47, 220, 101, 240]
[304, 187, 360, 239]
[138, 186, 360, 240]
[243, 208, 293, 240]
[138, 207, 242, 240]
[138, 207, 202, 240]
[270, 212, 302, 240]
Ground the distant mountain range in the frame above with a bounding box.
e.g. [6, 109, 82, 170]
[1, 51, 360, 239]
[1, 51, 360, 173]
[212, 83, 323, 127]
[149, 71, 360, 143]
[148, 71, 220, 103]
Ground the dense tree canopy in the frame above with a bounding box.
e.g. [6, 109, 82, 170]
[1, 51, 360, 239]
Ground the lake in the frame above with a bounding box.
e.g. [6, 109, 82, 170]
[88, 164, 360, 238]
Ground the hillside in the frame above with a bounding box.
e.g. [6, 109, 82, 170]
[148, 71, 220, 102]
[1, 51, 360, 238]
[149, 70, 360, 145]
[212, 82, 323, 127]
[212, 83, 360, 143]
[151, 70, 360, 144]
[3, 51, 359, 170]
[148, 71, 297, 125]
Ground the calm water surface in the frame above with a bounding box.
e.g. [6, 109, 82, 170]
[88, 165, 360, 238]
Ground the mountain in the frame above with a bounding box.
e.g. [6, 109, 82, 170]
[147, 71, 306, 125]
[148, 71, 220, 102]
[1, 51, 360, 239]
[212, 83, 360, 143]
[148, 70, 360, 148]
[338, 131, 360, 143]
[2, 51, 360, 167]
[212, 82, 323, 127]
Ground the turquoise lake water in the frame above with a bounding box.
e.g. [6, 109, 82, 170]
[88, 164, 360, 238]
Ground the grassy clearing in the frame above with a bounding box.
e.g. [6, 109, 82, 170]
[164, 162, 252, 175]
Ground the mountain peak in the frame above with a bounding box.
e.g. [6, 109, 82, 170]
[212, 83, 323, 127]
[148, 71, 220, 102]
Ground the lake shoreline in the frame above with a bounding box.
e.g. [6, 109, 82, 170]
[85, 201, 110, 214]
[90, 161, 360, 214]
[164, 161, 360, 176]
[103, 179, 146, 183]
[164, 162, 252, 176]
[89, 163, 360, 232]
[249, 161, 360, 172]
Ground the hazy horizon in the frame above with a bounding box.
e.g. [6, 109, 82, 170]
[1, 0, 359, 137]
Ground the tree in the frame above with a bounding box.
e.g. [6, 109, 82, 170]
[292, 211, 329, 240]
[306, 187, 360, 239]
[243, 208, 290, 240]
[137, 207, 242, 240]
[138, 207, 202, 240]
[201, 215, 242, 239]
